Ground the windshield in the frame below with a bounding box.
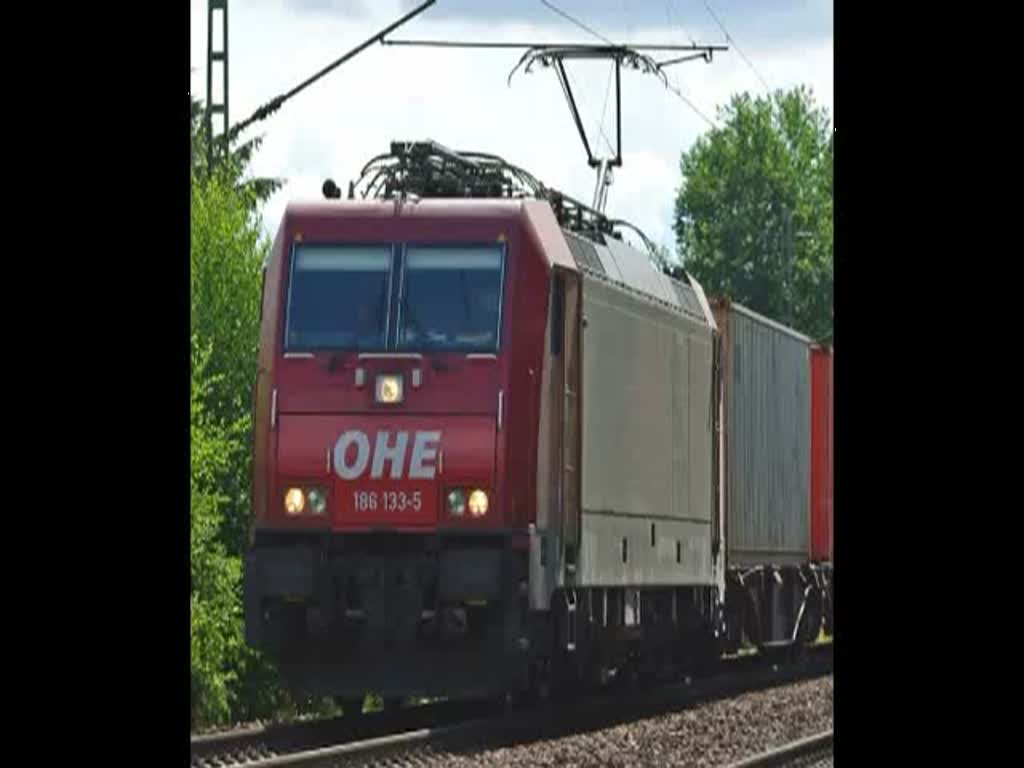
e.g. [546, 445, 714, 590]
[397, 245, 505, 352]
[285, 245, 392, 351]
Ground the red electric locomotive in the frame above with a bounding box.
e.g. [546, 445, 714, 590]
[244, 141, 831, 709]
[246, 143, 588, 709]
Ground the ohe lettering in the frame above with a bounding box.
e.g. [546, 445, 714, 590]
[333, 430, 442, 480]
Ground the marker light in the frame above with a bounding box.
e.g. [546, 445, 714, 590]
[468, 489, 489, 518]
[284, 488, 305, 516]
[307, 488, 327, 516]
[376, 374, 404, 404]
[447, 489, 466, 517]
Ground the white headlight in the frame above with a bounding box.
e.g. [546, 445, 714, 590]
[468, 489, 489, 517]
[376, 374, 404, 404]
[284, 488, 305, 515]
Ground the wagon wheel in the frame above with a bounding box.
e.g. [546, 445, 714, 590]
[823, 586, 834, 637]
[800, 586, 825, 644]
[743, 586, 764, 650]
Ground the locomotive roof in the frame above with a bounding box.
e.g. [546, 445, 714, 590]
[280, 197, 578, 274]
[562, 227, 712, 326]
[282, 198, 713, 329]
[284, 197, 533, 219]
[300, 140, 716, 329]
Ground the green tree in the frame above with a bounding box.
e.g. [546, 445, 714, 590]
[191, 338, 247, 726]
[190, 143, 278, 726]
[190, 96, 333, 727]
[191, 95, 284, 205]
[190, 161, 267, 560]
[674, 86, 833, 339]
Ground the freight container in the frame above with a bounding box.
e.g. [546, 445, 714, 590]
[810, 344, 834, 563]
[711, 299, 811, 567]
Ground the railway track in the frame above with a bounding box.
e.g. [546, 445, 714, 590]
[192, 643, 832, 767]
[190, 699, 491, 768]
[723, 730, 833, 768]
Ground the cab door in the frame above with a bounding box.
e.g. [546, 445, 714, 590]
[552, 268, 582, 582]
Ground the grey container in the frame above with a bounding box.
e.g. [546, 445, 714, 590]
[711, 299, 811, 567]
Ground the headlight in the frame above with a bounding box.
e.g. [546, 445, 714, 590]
[376, 374, 404, 404]
[307, 488, 327, 515]
[468, 489, 489, 517]
[284, 487, 305, 515]
[447, 488, 466, 517]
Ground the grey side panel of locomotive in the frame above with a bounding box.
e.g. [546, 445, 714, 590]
[576, 274, 715, 587]
[716, 302, 811, 567]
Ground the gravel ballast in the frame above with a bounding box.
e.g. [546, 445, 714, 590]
[431, 676, 833, 768]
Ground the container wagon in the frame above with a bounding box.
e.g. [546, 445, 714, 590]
[711, 299, 828, 650]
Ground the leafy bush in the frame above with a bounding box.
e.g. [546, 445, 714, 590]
[190, 340, 246, 726]
[190, 163, 274, 728]
[190, 166, 266, 563]
[190, 152, 334, 728]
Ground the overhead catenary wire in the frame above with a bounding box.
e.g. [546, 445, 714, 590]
[702, 0, 772, 92]
[380, 38, 726, 153]
[380, 4, 727, 209]
[538, 0, 719, 130]
[382, 40, 725, 51]
[225, 0, 437, 142]
[665, 78, 718, 129]
[539, 0, 615, 45]
[666, 0, 698, 46]
[660, 0, 720, 129]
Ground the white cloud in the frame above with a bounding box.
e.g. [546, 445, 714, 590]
[190, 1, 832, 251]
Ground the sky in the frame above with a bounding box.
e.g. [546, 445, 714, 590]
[190, 0, 833, 252]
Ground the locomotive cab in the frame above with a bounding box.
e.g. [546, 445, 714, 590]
[277, 239, 505, 532]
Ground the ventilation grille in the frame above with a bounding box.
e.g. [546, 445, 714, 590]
[670, 279, 705, 318]
[564, 231, 606, 275]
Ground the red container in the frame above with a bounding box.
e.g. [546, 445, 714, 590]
[810, 344, 833, 562]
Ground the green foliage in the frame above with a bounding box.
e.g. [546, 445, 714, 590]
[189, 167, 264, 430]
[190, 111, 337, 729]
[651, 242, 675, 270]
[190, 140, 281, 728]
[674, 86, 833, 339]
[191, 95, 285, 205]
[190, 165, 267, 558]
[190, 339, 247, 726]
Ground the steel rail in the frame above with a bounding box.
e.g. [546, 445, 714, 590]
[722, 730, 834, 768]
